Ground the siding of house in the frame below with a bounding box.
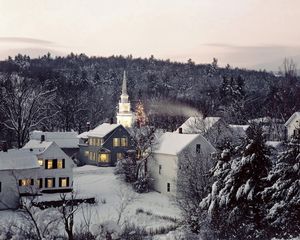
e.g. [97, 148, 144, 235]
[148, 134, 215, 197]
[36, 143, 73, 193]
[0, 168, 39, 210]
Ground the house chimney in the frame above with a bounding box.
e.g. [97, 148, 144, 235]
[41, 134, 45, 142]
[178, 128, 183, 134]
[110, 118, 114, 124]
[42, 126, 46, 132]
[2, 141, 8, 152]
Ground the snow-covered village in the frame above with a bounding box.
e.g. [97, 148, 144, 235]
[0, 1, 300, 240]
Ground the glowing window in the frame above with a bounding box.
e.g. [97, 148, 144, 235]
[98, 153, 109, 162]
[113, 138, 120, 147]
[19, 179, 33, 186]
[46, 178, 54, 188]
[121, 138, 128, 147]
[59, 177, 69, 187]
[89, 152, 93, 160]
[38, 159, 43, 166]
[57, 159, 64, 169]
[89, 138, 93, 146]
[47, 160, 53, 169]
[84, 151, 89, 156]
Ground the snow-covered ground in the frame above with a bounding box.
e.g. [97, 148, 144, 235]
[0, 165, 181, 234]
[72, 165, 181, 230]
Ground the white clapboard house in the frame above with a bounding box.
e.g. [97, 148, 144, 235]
[148, 131, 216, 196]
[0, 149, 40, 210]
[285, 112, 300, 140]
[23, 136, 74, 193]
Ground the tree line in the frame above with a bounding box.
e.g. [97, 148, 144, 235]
[0, 53, 299, 148]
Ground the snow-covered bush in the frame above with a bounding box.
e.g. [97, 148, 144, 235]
[133, 174, 152, 193]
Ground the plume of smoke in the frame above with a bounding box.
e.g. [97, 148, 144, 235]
[147, 98, 203, 118]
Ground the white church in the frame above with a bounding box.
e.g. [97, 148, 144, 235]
[116, 71, 135, 128]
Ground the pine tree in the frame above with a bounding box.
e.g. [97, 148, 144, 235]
[198, 124, 271, 239]
[261, 133, 300, 238]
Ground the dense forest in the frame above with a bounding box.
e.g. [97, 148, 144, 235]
[0, 53, 299, 147]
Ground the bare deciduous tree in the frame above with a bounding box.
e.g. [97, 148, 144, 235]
[0, 73, 57, 147]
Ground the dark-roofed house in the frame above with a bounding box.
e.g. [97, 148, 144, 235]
[78, 123, 135, 166]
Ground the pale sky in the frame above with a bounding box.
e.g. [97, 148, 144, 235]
[0, 0, 300, 70]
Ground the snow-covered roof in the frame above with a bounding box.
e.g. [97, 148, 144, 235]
[176, 116, 221, 134]
[228, 124, 250, 131]
[0, 149, 39, 171]
[78, 123, 121, 139]
[22, 140, 53, 154]
[30, 131, 79, 148]
[248, 117, 283, 124]
[153, 132, 201, 155]
[285, 112, 300, 127]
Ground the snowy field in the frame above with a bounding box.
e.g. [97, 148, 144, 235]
[0, 166, 181, 235]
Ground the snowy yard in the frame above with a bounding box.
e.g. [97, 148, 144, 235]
[0, 166, 181, 235]
[72, 166, 181, 230]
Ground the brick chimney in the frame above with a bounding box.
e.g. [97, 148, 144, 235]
[41, 134, 45, 142]
[110, 118, 114, 124]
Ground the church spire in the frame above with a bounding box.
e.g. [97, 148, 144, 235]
[122, 70, 128, 95]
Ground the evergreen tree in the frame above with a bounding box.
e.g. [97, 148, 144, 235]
[261, 134, 300, 238]
[198, 124, 271, 239]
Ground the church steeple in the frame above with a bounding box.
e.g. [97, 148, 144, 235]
[116, 70, 134, 128]
[122, 71, 128, 95]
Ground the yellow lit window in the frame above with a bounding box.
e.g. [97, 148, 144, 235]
[46, 178, 54, 188]
[19, 179, 33, 186]
[59, 178, 68, 187]
[84, 151, 89, 156]
[117, 153, 123, 160]
[121, 138, 128, 147]
[57, 159, 64, 169]
[113, 138, 120, 147]
[89, 138, 93, 146]
[38, 159, 43, 166]
[47, 160, 53, 169]
[89, 152, 93, 160]
[98, 153, 109, 162]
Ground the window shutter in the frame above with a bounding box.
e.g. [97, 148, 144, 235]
[62, 159, 65, 168]
[53, 159, 58, 169]
[45, 160, 48, 169]
[45, 179, 48, 188]
[0, 182, 2, 192]
[59, 178, 62, 187]
[19, 180, 22, 186]
[30, 179, 34, 186]
[66, 177, 69, 187]
[53, 178, 56, 187]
